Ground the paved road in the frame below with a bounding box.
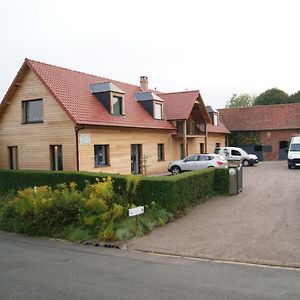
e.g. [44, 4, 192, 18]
[126, 161, 300, 267]
[0, 231, 300, 300]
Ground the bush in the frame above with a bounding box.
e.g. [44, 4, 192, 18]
[0, 168, 229, 215]
[0, 178, 173, 242]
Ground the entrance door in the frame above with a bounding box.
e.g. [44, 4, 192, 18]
[279, 141, 288, 160]
[131, 144, 142, 174]
[50, 145, 63, 170]
[8, 146, 18, 169]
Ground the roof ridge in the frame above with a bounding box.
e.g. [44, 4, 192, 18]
[25, 58, 142, 90]
[219, 102, 300, 110]
[159, 90, 199, 95]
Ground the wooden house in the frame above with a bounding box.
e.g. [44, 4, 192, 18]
[0, 59, 229, 174]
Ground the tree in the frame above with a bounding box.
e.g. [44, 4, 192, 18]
[253, 88, 289, 106]
[288, 91, 300, 103]
[225, 93, 255, 108]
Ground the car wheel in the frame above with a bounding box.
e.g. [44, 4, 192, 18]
[170, 166, 181, 175]
[288, 164, 292, 169]
[242, 160, 250, 167]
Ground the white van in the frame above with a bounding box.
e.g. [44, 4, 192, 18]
[287, 136, 300, 169]
[215, 146, 258, 167]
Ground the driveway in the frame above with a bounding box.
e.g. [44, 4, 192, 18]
[125, 161, 300, 267]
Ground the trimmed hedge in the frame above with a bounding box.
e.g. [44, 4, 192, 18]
[0, 168, 229, 213]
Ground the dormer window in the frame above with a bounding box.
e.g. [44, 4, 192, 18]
[213, 113, 219, 126]
[154, 102, 163, 119]
[112, 95, 123, 115]
[90, 82, 125, 116]
[135, 92, 164, 120]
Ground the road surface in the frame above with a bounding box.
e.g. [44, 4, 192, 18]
[0, 231, 300, 300]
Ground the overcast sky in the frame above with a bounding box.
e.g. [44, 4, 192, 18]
[1, 0, 300, 108]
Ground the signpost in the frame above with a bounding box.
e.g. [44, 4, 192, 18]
[128, 206, 144, 217]
[128, 206, 144, 229]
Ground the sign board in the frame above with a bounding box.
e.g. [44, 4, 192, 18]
[128, 206, 144, 217]
[79, 134, 91, 145]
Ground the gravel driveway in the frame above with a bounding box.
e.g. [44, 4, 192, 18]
[125, 161, 300, 267]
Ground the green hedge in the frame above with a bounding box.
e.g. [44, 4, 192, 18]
[0, 168, 229, 213]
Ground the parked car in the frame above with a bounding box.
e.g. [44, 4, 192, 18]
[168, 153, 228, 175]
[287, 136, 300, 169]
[215, 146, 258, 167]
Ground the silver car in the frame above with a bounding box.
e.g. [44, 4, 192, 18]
[168, 154, 228, 175]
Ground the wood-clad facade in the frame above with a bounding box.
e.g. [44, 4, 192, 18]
[0, 69, 77, 170]
[0, 59, 229, 175]
[78, 127, 173, 174]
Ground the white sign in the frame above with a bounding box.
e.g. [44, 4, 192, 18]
[128, 206, 144, 217]
[79, 134, 91, 145]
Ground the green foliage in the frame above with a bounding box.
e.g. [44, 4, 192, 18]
[0, 168, 229, 241]
[229, 131, 261, 146]
[214, 169, 229, 194]
[288, 91, 300, 103]
[0, 169, 127, 196]
[66, 226, 91, 242]
[0, 177, 176, 242]
[253, 88, 289, 105]
[135, 169, 228, 213]
[226, 93, 255, 108]
[0, 168, 228, 214]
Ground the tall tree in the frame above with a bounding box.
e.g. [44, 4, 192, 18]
[225, 93, 255, 108]
[253, 88, 289, 105]
[288, 91, 300, 103]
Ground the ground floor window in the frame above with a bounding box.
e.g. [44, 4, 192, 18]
[200, 143, 204, 154]
[8, 146, 18, 169]
[131, 144, 142, 174]
[94, 144, 109, 166]
[215, 142, 221, 148]
[50, 145, 63, 170]
[157, 144, 165, 161]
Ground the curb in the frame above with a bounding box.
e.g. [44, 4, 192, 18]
[124, 247, 300, 270]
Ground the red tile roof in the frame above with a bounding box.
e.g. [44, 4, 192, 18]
[219, 103, 300, 131]
[7, 59, 176, 130]
[159, 90, 211, 122]
[207, 122, 230, 134]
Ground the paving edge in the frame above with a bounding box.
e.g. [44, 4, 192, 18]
[124, 247, 300, 270]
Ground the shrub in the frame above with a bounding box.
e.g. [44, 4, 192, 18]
[0, 168, 229, 216]
[0, 177, 173, 242]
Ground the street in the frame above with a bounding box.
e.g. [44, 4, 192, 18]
[0, 231, 300, 300]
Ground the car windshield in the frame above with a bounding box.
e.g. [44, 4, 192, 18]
[240, 149, 248, 155]
[290, 143, 300, 151]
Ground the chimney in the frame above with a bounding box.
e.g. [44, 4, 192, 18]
[140, 76, 148, 91]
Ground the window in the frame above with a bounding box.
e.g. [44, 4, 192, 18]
[154, 102, 163, 120]
[112, 96, 123, 115]
[94, 145, 109, 166]
[50, 145, 63, 170]
[200, 143, 204, 154]
[8, 146, 18, 169]
[22, 99, 43, 123]
[263, 145, 272, 152]
[199, 155, 213, 161]
[231, 150, 241, 156]
[213, 114, 219, 126]
[215, 142, 221, 148]
[185, 155, 199, 162]
[157, 144, 165, 161]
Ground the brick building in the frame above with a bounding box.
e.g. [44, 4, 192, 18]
[219, 104, 300, 160]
